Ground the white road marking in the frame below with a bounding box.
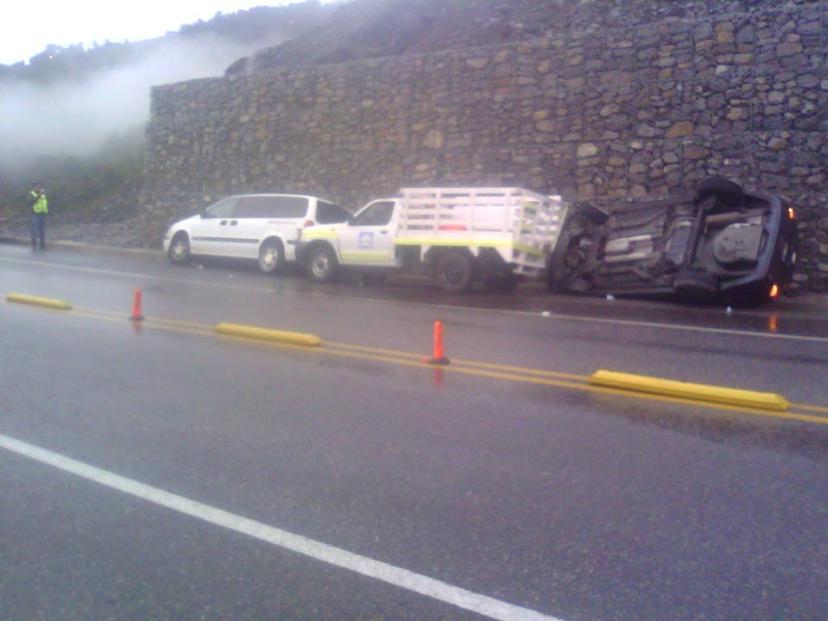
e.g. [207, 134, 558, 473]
[1, 254, 827, 344]
[0, 431, 564, 621]
[522, 310, 828, 344]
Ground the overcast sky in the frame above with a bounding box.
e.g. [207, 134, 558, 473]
[0, 0, 318, 65]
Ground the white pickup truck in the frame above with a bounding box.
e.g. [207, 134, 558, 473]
[297, 187, 566, 293]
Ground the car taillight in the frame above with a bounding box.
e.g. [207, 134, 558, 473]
[769, 283, 780, 299]
[303, 219, 315, 228]
[787, 207, 796, 220]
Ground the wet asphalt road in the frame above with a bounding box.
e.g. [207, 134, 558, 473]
[0, 243, 827, 621]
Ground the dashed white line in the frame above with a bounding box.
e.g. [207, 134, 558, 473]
[0, 431, 566, 621]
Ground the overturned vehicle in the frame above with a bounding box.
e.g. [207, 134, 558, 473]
[546, 177, 798, 303]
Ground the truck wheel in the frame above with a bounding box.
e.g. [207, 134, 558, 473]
[436, 251, 474, 293]
[168, 232, 190, 265]
[306, 245, 338, 283]
[258, 239, 284, 274]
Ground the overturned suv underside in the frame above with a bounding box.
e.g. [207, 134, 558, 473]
[547, 177, 798, 303]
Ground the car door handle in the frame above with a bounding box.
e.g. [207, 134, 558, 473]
[230, 220, 238, 226]
[220, 220, 228, 226]
[380, 230, 388, 235]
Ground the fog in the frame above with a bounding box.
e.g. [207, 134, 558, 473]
[0, 32, 284, 171]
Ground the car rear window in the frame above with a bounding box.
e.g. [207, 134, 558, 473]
[234, 196, 309, 219]
[316, 201, 351, 224]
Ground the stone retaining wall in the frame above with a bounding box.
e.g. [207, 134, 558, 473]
[142, 0, 828, 290]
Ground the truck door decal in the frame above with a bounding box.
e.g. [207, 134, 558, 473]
[358, 232, 374, 249]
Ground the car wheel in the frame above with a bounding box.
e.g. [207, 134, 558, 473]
[168, 232, 190, 265]
[546, 224, 594, 294]
[695, 176, 744, 207]
[579, 202, 609, 225]
[436, 251, 474, 293]
[306, 245, 338, 283]
[258, 239, 284, 274]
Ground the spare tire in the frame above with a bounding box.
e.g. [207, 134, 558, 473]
[695, 176, 744, 208]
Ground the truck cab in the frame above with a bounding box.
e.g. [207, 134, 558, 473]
[298, 198, 402, 281]
[335, 199, 402, 268]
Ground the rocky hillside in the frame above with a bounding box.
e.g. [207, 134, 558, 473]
[227, 0, 811, 74]
[228, 0, 568, 73]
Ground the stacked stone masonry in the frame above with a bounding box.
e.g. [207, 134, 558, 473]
[143, 0, 828, 290]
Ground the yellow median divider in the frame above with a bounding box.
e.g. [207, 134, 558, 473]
[215, 322, 321, 347]
[6, 292, 72, 311]
[588, 369, 790, 412]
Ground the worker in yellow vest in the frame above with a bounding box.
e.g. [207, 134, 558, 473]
[29, 182, 48, 250]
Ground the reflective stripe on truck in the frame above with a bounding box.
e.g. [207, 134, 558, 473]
[394, 238, 545, 257]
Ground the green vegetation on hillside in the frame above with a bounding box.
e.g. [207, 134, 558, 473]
[0, 1, 341, 223]
[0, 128, 144, 221]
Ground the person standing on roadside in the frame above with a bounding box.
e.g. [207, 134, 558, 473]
[29, 182, 48, 250]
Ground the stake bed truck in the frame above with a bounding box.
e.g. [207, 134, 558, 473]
[297, 187, 566, 293]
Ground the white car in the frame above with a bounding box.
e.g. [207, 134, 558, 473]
[163, 194, 351, 273]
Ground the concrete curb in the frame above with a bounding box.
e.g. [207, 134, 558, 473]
[588, 369, 790, 412]
[215, 322, 322, 347]
[6, 292, 73, 311]
[0, 236, 163, 261]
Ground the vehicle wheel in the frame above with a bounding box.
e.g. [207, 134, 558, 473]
[579, 202, 609, 225]
[258, 239, 284, 274]
[546, 226, 594, 294]
[483, 270, 519, 293]
[695, 176, 744, 207]
[435, 251, 474, 293]
[168, 232, 190, 265]
[306, 244, 338, 283]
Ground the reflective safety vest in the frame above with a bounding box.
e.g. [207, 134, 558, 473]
[30, 190, 48, 214]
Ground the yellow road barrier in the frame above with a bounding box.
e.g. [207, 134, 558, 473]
[6, 292, 72, 311]
[588, 369, 790, 412]
[215, 322, 321, 347]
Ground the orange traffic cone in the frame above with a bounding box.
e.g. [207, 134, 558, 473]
[130, 288, 145, 322]
[424, 320, 450, 365]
